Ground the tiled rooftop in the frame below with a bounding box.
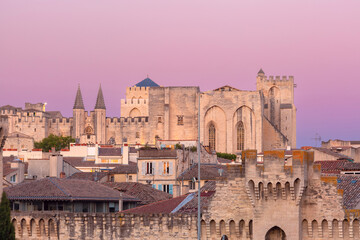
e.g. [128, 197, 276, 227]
[104, 182, 172, 205]
[177, 164, 227, 181]
[120, 181, 216, 214]
[138, 149, 177, 158]
[108, 162, 137, 174]
[4, 177, 124, 201]
[67, 172, 108, 181]
[337, 175, 360, 209]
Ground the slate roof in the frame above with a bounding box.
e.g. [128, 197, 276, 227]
[98, 147, 122, 156]
[177, 164, 227, 181]
[337, 175, 360, 209]
[73, 85, 85, 109]
[135, 78, 159, 87]
[4, 178, 122, 201]
[138, 149, 177, 158]
[104, 182, 172, 205]
[95, 85, 106, 109]
[120, 181, 216, 214]
[258, 68, 265, 74]
[67, 172, 108, 181]
[108, 162, 137, 174]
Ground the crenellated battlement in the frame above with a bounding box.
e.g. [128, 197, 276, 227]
[121, 98, 148, 105]
[10, 211, 198, 240]
[106, 116, 150, 125]
[259, 75, 294, 82]
[128, 86, 150, 92]
[240, 150, 315, 205]
[48, 117, 72, 124]
[242, 150, 314, 177]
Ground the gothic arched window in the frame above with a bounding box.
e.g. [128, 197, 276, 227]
[209, 123, 216, 151]
[237, 121, 244, 150]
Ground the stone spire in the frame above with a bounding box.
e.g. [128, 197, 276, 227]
[95, 84, 106, 110]
[73, 84, 85, 109]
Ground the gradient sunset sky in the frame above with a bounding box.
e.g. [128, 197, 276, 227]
[1, 1, 359, 147]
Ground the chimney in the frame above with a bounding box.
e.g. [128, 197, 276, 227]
[123, 144, 129, 165]
[119, 192, 123, 212]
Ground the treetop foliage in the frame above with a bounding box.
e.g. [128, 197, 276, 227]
[34, 134, 75, 152]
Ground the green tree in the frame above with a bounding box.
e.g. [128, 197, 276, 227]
[34, 134, 75, 152]
[0, 192, 15, 240]
[216, 152, 237, 160]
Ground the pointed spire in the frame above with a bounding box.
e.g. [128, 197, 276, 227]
[73, 84, 85, 109]
[258, 68, 265, 75]
[95, 84, 106, 110]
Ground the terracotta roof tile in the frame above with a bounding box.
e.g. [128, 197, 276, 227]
[104, 182, 172, 205]
[108, 162, 137, 174]
[121, 195, 187, 214]
[4, 178, 121, 201]
[138, 149, 177, 158]
[67, 172, 108, 181]
[315, 160, 349, 175]
[337, 175, 360, 209]
[120, 181, 216, 214]
[177, 164, 227, 181]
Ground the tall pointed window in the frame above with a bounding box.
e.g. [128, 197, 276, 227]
[209, 123, 216, 151]
[237, 121, 245, 150]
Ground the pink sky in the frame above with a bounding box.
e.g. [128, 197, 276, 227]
[0, 1, 359, 147]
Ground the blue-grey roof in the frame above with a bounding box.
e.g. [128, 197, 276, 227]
[135, 78, 159, 87]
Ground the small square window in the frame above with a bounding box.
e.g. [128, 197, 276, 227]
[177, 115, 184, 125]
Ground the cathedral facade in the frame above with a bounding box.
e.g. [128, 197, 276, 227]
[0, 70, 296, 153]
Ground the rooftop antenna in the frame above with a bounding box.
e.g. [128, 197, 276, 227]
[312, 133, 322, 147]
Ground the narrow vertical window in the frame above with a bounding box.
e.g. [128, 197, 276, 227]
[237, 121, 245, 150]
[209, 123, 216, 151]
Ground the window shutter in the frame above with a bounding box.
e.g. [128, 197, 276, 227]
[159, 162, 164, 176]
[142, 162, 146, 175]
[152, 184, 156, 189]
[152, 161, 155, 175]
[169, 162, 173, 175]
[158, 184, 163, 191]
[169, 184, 173, 195]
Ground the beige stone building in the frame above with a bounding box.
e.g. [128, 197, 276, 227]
[0, 70, 296, 154]
[8, 149, 360, 240]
